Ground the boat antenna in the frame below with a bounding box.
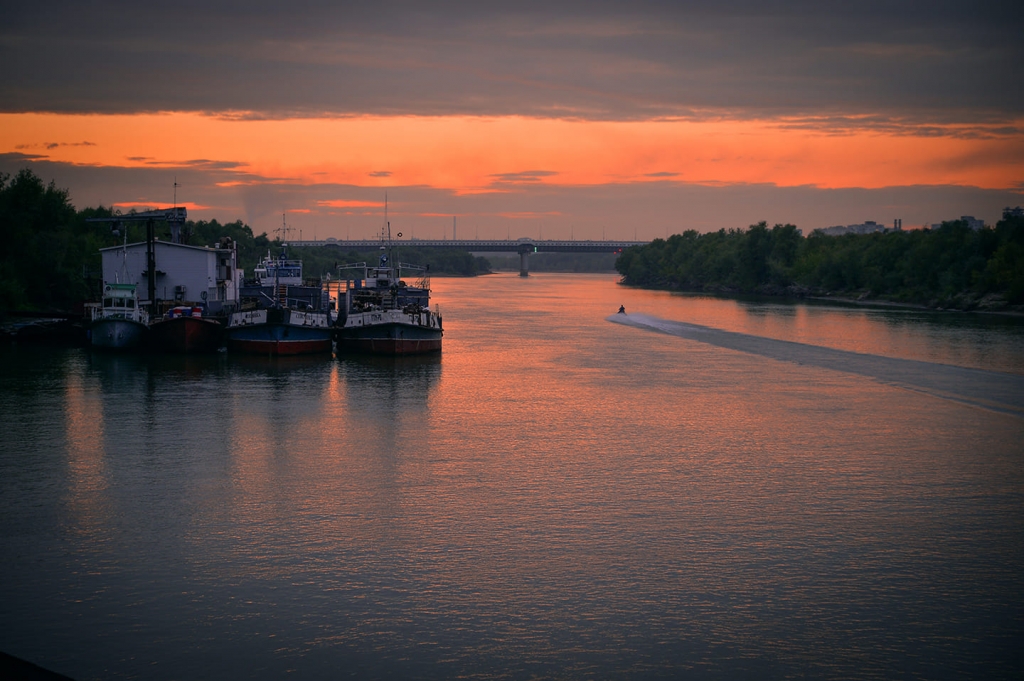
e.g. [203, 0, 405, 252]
[379, 193, 387, 247]
[390, 196, 400, 278]
[171, 177, 183, 243]
[276, 213, 284, 307]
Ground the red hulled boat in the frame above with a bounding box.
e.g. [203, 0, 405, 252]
[149, 306, 224, 353]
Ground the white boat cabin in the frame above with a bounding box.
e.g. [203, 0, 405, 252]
[93, 282, 148, 324]
[100, 240, 240, 313]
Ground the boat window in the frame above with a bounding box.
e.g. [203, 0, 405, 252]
[103, 298, 113, 307]
[127, 300, 135, 308]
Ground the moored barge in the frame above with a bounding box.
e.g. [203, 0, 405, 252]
[225, 253, 333, 355]
[333, 241, 442, 356]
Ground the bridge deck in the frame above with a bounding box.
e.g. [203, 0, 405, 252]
[285, 239, 648, 253]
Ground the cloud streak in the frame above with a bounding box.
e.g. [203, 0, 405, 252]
[489, 170, 560, 184]
[15, 141, 95, 150]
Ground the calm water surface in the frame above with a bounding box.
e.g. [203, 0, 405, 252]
[2, 274, 1022, 680]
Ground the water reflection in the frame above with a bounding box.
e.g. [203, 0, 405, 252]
[85, 350, 150, 387]
[63, 360, 110, 542]
[332, 353, 443, 548]
[179, 354, 445, 590]
[335, 353, 442, 415]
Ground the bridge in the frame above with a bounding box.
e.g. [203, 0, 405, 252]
[286, 238, 648, 276]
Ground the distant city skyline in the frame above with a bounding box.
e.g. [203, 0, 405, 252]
[2, 1, 1021, 240]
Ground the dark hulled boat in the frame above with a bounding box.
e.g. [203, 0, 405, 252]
[333, 240, 442, 356]
[225, 307, 332, 355]
[225, 253, 333, 355]
[90, 283, 149, 351]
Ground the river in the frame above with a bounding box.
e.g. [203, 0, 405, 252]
[1, 273, 1022, 680]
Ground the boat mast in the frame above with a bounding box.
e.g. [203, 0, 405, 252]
[388, 193, 399, 282]
[383, 193, 398, 308]
[146, 216, 156, 316]
[383, 191, 395, 268]
[113, 231, 127, 284]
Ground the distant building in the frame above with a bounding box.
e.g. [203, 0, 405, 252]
[100, 240, 240, 313]
[961, 216, 984, 231]
[817, 220, 888, 236]
[929, 216, 985, 231]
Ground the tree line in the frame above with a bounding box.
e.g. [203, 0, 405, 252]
[286, 245, 490, 280]
[0, 169, 490, 314]
[615, 216, 1024, 308]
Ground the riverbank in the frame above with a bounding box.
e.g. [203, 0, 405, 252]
[618, 281, 1024, 317]
[808, 292, 1024, 317]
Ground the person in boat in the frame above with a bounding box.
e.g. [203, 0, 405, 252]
[618, 305, 626, 314]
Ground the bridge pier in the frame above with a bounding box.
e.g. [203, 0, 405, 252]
[519, 250, 529, 277]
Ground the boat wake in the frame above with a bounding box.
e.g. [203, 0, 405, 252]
[609, 313, 1024, 418]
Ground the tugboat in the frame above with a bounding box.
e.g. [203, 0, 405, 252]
[90, 282, 149, 350]
[333, 226, 442, 355]
[224, 251, 333, 355]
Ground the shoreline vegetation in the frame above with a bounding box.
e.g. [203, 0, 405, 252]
[615, 217, 1024, 314]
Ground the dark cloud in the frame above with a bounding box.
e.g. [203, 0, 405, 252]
[368, 171, 392, 177]
[771, 115, 1024, 139]
[0, 152, 47, 162]
[138, 158, 248, 170]
[1, 1, 1020, 123]
[15, 141, 96, 150]
[489, 170, 559, 184]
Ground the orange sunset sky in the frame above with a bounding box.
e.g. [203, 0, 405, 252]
[2, 2, 1022, 239]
